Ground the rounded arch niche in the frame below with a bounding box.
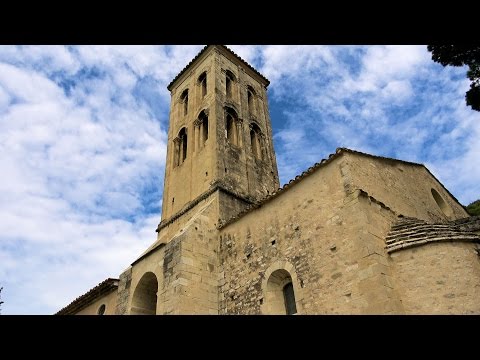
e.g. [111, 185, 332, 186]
[97, 304, 106, 315]
[131, 272, 158, 315]
[261, 261, 302, 315]
[431, 188, 453, 219]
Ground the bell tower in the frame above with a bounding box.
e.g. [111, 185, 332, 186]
[157, 45, 279, 235]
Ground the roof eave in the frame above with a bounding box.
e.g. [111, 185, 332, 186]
[167, 45, 270, 92]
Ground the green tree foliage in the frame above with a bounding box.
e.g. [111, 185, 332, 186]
[427, 45, 480, 111]
[466, 199, 480, 216]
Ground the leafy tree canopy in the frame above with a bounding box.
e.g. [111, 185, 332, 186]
[427, 45, 480, 111]
[466, 199, 480, 216]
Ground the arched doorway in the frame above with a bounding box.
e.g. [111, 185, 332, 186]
[131, 272, 158, 315]
[264, 269, 298, 315]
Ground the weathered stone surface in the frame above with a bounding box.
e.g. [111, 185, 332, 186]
[385, 216, 480, 253]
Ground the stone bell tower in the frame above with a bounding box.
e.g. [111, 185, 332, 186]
[157, 45, 279, 237]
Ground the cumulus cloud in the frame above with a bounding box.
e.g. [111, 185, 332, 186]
[0, 46, 202, 314]
[0, 45, 478, 314]
[255, 45, 479, 206]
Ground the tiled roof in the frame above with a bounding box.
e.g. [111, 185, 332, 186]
[167, 45, 270, 91]
[218, 147, 346, 228]
[385, 215, 480, 253]
[336, 148, 467, 214]
[217, 147, 468, 229]
[55, 278, 119, 315]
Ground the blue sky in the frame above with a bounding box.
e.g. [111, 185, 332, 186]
[0, 45, 478, 315]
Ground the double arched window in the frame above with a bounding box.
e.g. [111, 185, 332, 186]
[247, 86, 256, 116]
[174, 127, 188, 167]
[225, 107, 240, 147]
[250, 123, 263, 160]
[180, 89, 188, 116]
[226, 70, 236, 98]
[196, 110, 209, 149]
[198, 72, 207, 98]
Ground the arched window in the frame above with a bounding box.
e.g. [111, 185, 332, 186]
[283, 283, 297, 315]
[131, 272, 158, 315]
[264, 269, 297, 315]
[225, 107, 239, 147]
[180, 128, 187, 163]
[247, 86, 256, 115]
[180, 89, 189, 116]
[431, 188, 453, 218]
[226, 70, 235, 98]
[250, 123, 263, 160]
[226, 114, 235, 143]
[198, 72, 207, 98]
[174, 127, 188, 167]
[198, 110, 208, 147]
[97, 304, 106, 315]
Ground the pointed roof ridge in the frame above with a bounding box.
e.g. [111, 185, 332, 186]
[167, 45, 269, 91]
[55, 278, 119, 315]
[218, 147, 468, 229]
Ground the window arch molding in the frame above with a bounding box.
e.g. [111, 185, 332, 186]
[179, 89, 189, 116]
[249, 120, 263, 133]
[249, 122, 264, 160]
[196, 108, 210, 120]
[261, 260, 303, 315]
[246, 85, 257, 116]
[195, 108, 209, 149]
[173, 127, 188, 167]
[225, 69, 236, 99]
[225, 106, 241, 147]
[197, 71, 207, 98]
[225, 69, 237, 82]
[224, 103, 240, 118]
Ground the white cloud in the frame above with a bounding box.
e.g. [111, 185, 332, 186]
[381, 80, 413, 103]
[0, 46, 177, 314]
[227, 45, 263, 65]
[258, 45, 478, 205]
[0, 62, 65, 103]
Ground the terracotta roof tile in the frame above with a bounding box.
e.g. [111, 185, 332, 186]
[167, 45, 269, 91]
[217, 147, 467, 229]
[56, 278, 119, 315]
[385, 215, 480, 253]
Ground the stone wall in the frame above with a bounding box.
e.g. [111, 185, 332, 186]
[160, 45, 279, 225]
[213, 50, 279, 203]
[342, 152, 469, 222]
[218, 190, 252, 225]
[218, 158, 404, 314]
[115, 267, 132, 315]
[122, 192, 221, 314]
[160, 197, 219, 314]
[156, 190, 219, 244]
[161, 50, 218, 221]
[452, 215, 480, 234]
[390, 241, 480, 314]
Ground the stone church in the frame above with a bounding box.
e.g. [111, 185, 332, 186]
[57, 45, 480, 315]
